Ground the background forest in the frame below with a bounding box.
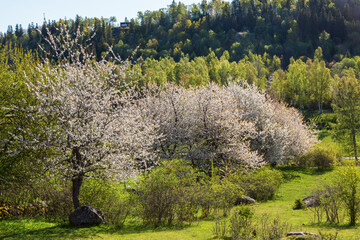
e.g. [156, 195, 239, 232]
[1, 0, 359, 113]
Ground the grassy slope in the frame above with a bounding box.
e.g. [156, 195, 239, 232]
[256, 167, 359, 239]
[1, 167, 360, 239]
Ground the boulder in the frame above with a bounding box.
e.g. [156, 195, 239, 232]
[286, 232, 320, 239]
[235, 196, 256, 205]
[69, 205, 106, 226]
[302, 195, 320, 207]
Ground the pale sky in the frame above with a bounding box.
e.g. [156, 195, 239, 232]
[0, 0, 203, 33]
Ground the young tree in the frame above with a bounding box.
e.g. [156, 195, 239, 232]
[13, 25, 159, 209]
[309, 52, 332, 114]
[334, 163, 360, 225]
[332, 69, 360, 161]
[0, 47, 42, 185]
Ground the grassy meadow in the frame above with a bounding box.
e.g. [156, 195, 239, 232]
[1, 166, 360, 240]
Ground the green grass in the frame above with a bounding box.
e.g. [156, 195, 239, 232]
[2, 167, 360, 239]
[256, 167, 360, 239]
[0, 218, 214, 240]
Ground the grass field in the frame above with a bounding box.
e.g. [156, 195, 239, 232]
[1, 167, 360, 239]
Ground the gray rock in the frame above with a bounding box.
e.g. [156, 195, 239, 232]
[287, 232, 320, 239]
[235, 196, 256, 205]
[302, 195, 320, 207]
[69, 205, 106, 226]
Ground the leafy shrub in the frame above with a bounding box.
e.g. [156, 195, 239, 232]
[229, 205, 255, 240]
[257, 214, 290, 239]
[308, 145, 338, 169]
[216, 207, 290, 240]
[239, 167, 283, 201]
[80, 179, 135, 228]
[34, 178, 73, 222]
[136, 159, 200, 226]
[210, 176, 244, 216]
[212, 218, 227, 239]
[293, 199, 305, 210]
[297, 144, 342, 169]
[0, 176, 72, 222]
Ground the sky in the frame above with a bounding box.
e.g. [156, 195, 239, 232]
[0, 0, 203, 33]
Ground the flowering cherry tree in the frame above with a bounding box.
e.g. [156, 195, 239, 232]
[145, 82, 314, 173]
[17, 25, 159, 209]
[228, 82, 315, 164]
[145, 83, 264, 173]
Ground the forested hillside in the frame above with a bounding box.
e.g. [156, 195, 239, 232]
[1, 0, 360, 62]
[1, 0, 360, 114]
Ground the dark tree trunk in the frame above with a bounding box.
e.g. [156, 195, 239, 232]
[351, 126, 358, 162]
[72, 147, 84, 209]
[72, 174, 83, 209]
[350, 187, 357, 226]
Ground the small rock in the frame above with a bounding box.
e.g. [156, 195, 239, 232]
[235, 196, 256, 205]
[287, 232, 320, 239]
[302, 195, 320, 207]
[69, 205, 106, 226]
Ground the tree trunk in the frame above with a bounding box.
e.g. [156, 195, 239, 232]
[72, 174, 83, 209]
[350, 187, 357, 225]
[72, 147, 84, 209]
[318, 96, 322, 115]
[351, 126, 358, 162]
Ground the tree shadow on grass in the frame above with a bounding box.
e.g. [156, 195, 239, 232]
[302, 222, 359, 231]
[1, 224, 108, 240]
[0, 219, 196, 239]
[278, 166, 334, 180]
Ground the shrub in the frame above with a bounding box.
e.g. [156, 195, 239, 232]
[229, 206, 255, 240]
[297, 144, 341, 169]
[257, 214, 290, 239]
[213, 206, 290, 240]
[212, 218, 227, 239]
[210, 176, 244, 216]
[293, 199, 305, 210]
[240, 167, 283, 201]
[80, 178, 135, 228]
[310, 163, 360, 225]
[136, 159, 200, 226]
[0, 175, 72, 222]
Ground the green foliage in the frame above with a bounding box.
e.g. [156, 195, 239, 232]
[334, 164, 360, 225]
[229, 205, 255, 240]
[80, 179, 134, 228]
[209, 175, 244, 216]
[0, 46, 45, 186]
[332, 69, 360, 160]
[0, 175, 72, 222]
[300, 145, 340, 169]
[136, 159, 200, 226]
[293, 199, 305, 210]
[239, 167, 283, 201]
[312, 163, 360, 225]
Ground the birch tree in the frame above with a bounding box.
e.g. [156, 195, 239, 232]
[332, 69, 360, 161]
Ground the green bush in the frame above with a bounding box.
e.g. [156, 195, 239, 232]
[293, 199, 305, 210]
[80, 178, 135, 228]
[229, 205, 255, 240]
[214, 206, 290, 240]
[301, 144, 341, 169]
[0, 176, 72, 222]
[136, 159, 200, 226]
[239, 167, 283, 201]
[210, 175, 244, 216]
